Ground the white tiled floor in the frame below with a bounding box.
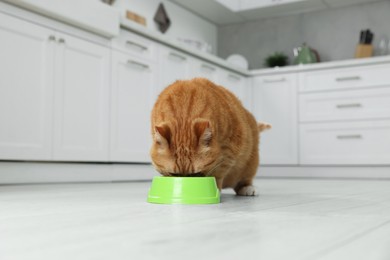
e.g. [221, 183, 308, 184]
[1, 178, 390, 260]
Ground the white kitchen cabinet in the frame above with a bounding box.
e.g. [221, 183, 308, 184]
[52, 32, 110, 161]
[157, 46, 192, 94]
[191, 59, 251, 109]
[299, 64, 390, 93]
[158, 46, 250, 110]
[253, 74, 298, 165]
[299, 87, 390, 123]
[0, 12, 54, 160]
[190, 59, 219, 82]
[299, 65, 390, 166]
[3, 0, 119, 37]
[111, 30, 157, 61]
[218, 69, 249, 108]
[110, 51, 155, 162]
[300, 120, 390, 165]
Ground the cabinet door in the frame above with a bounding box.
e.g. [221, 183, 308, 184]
[0, 13, 54, 160]
[190, 59, 219, 82]
[110, 51, 155, 162]
[53, 32, 110, 161]
[253, 74, 298, 165]
[157, 47, 192, 94]
[218, 70, 248, 108]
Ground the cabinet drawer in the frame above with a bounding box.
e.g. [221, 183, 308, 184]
[299, 120, 390, 165]
[299, 87, 390, 122]
[111, 30, 156, 60]
[300, 64, 390, 92]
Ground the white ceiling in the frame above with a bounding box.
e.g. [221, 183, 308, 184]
[169, 0, 383, 25]
[169, 0, 246, 25]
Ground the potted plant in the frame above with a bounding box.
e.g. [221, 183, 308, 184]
[264, 52, 289, 68]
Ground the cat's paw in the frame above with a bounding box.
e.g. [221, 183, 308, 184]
[236, 185, 258, 196]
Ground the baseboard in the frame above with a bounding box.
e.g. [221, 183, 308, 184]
[258, 166, 390, 179]
[0, 161, 158, 184]
[1, 162, 390, 184]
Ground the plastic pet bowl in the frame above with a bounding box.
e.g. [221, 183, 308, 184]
[147, 176, 220, 204]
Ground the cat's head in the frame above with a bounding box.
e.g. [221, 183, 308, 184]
[150, 119, 221, 177]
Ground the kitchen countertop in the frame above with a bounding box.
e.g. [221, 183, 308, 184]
[120, 17, 390, 76]
[120, 17, 250, 76]
[249, 55, 390, 76]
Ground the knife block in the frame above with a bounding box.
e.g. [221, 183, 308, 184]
[355, 44, 373, 58]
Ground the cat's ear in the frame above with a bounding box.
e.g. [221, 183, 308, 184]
[154, 124, 171, 146]
[194, 120, 212, 147]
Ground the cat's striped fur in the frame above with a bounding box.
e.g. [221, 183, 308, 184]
[150, 78, 270, 195]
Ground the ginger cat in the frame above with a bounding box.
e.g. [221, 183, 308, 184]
[150, 78, 270, 196]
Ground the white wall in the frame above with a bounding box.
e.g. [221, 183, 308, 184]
[112, 0, 218, 54]
[218, 0, 390, 69]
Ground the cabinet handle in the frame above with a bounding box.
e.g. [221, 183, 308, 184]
[336, 103, 362, 109]
[336, 134, 362, 140]
[228, 74, 241, 81]
[201, 64, 216, 71]
[263, 78, 286, 83]
[127, 60, 150, 69]
[58, 38, 66, 44]
[169, 52, 187, 61]
[48, 35, 56, 41]
[125, 40, 148, 51]
[335, 76, 361, 82]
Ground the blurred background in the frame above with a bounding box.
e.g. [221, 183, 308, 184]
[1, 0, 389, 182]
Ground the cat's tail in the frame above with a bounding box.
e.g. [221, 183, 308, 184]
[258, 121, 272, 133]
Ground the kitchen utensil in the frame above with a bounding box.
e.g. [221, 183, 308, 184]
[227, 54, 249, 69]
[293, 43, 318, 64]
[359, 29, 374, 44]
[177, 38, 212, 53]
[376, 36, 389, 56]
[356, 29, 374, 58]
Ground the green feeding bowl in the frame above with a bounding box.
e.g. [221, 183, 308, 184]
[147, 176, 220, 204]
